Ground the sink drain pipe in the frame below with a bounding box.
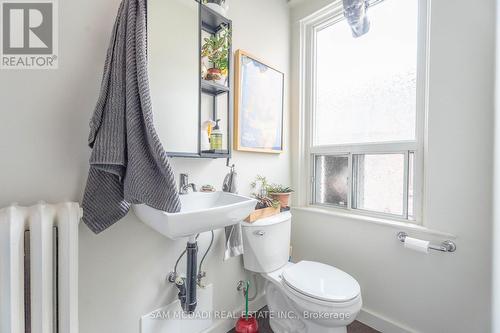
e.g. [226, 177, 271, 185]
[170, 233, 214, 314]
[184, 238, 198, 313]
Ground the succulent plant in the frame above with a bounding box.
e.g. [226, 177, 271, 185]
[265, 184, 294, 194]
[250, 175, 280, 209]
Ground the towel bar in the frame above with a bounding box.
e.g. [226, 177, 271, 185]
[397, 232, 456, 253]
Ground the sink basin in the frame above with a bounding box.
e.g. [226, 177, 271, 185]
[133, 192, 257, 240]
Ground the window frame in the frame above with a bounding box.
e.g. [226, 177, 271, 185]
[297, 0, 429, 224]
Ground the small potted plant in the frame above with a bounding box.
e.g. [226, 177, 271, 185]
[266, 184, 294, 209]
[245, 175, 280, 223]
[201, 24, 231, 86]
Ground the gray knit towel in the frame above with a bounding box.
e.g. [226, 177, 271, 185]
[82, 0, 181, 234]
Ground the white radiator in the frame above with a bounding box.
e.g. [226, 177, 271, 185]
[0, 202, 81, 333]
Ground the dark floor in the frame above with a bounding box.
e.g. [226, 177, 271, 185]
[228, 307, 380, 333]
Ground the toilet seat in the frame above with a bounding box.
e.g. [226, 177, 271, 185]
[281, 261, 360, 303]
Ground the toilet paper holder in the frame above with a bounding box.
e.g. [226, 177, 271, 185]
[397, 232, 456, 253]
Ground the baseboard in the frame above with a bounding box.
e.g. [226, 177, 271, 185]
[202, 293, 267, 333]
[357, 308, 418, 333]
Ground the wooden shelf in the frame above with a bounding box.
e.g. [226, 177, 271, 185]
[201, 80, 230, 95]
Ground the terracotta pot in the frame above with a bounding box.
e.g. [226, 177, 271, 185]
[205, 68, 221, 80]
[205, 68, 227, 85]
[207, 68, 221, 75]
[269, 192, 293, 209]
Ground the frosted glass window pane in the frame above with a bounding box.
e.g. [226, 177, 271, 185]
[354, 154, 405, 215]
[314, 155, 349, 207]
[408, 152, 415, 219]
[315, 0, 418, 145]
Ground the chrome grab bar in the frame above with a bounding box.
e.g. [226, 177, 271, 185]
[397, 232, 456, 253]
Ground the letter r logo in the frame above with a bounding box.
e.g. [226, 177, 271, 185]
[2, 2, 53, 54]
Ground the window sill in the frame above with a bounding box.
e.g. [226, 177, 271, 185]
[291, 205, 456, 239]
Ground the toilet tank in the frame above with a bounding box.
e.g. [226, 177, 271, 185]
[241, 211, 291, 273]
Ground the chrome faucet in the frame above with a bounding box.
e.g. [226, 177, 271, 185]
[179, 174, 197, 195]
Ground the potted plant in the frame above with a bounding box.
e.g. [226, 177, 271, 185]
[245, 175, 280, 222]
[201, 24, 231, 86]
[266, 184, 294, 209]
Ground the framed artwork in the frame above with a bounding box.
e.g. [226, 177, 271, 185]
[234, 50, 284, 153]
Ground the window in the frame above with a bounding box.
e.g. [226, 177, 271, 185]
[301, 0, 426, 222]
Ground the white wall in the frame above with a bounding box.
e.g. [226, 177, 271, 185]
[0, 0, 291, 332]
[493, 1, 500, 332]
[290, 0, 495, 332]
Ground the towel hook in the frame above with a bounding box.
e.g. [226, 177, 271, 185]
[226, 158, 235, 171]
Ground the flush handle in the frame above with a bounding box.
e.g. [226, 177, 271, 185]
[254, 230, 265, 237]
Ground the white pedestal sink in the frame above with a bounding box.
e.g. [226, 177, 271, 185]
[133, 191, 257, 240]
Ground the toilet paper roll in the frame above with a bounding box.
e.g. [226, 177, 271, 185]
[404, 236, 429, 254]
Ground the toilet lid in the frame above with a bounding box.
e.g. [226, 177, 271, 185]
[282, 261, 360, 303]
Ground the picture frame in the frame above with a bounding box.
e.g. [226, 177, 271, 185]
[234, 50, 284, 153]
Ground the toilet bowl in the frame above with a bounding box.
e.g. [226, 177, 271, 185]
[241, 212, 362, 333]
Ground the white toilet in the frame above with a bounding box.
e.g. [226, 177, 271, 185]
[241, 211, 362, 333]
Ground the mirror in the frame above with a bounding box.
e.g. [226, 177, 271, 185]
[148, 0, 199, 155]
